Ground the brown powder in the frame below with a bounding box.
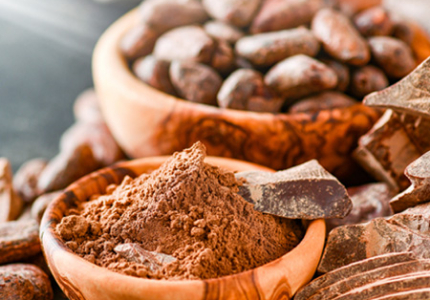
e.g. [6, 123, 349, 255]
[56, 142, 304, 280]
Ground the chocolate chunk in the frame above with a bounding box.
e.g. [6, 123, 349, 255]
[235, 27, 320, 67]
[37, 144, 101, 193]
[202, 0, 261, 28]
[353, 7, 393, 37]
[13, 159, 47, 204]
[353, 110, 421, 191]
[399, 113, 430, 154]
[390, 151, 430, 212]
[31, 192, 62, 223]
[265, 54, 338, 103]
[364, 56, 430, 118]
[0, 220, 40, 264]
[295, 252, 417, 300]
[250, 0, 324, 34]
[139, 0, 208, 33]
[0, 264, 53, 300]
[203, 20, 244, 44]
[318, 207, 430, 273]
[0, 158, 23, 222]
[120, 24, 159, 61]
[154, 26, 215, 64]
[169, 61, 222, 105]
[312, 8, 370, 66]
[368, 36, 416, 79]
[350, 65, 389, 99]
[236, 160, 352, 219]
[72, 88, 104, 124]
[114, 243, 177, 272]
[60, 122, 124, 167]
[326, 183, 393, 232]
[288, 92, 357, 114]
[217, 69, 284, 113]
[133, 55, 176, 96]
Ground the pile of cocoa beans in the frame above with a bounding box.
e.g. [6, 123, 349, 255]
[121, 0, 420, 113]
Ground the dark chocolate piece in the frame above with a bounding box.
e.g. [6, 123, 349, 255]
[236, 160, 352, 219]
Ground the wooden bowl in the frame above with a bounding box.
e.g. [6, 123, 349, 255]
[40, 156, 326, 300]
[93, 9, 381, 182]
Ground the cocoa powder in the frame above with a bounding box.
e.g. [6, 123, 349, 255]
[56, 143, 304, 280]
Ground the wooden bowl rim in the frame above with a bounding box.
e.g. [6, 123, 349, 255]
[41, 156, 325, 293]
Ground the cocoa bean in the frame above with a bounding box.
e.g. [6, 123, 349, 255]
[153, 25, 215, 64]
[265, 54, 338, 102]
[120, 24, 158, 61]
[353, 7, 393, 37]
[13, 159, 47, 204]
[210, 40, 235, 75]
[203, 20, 244, 44]
[250, 0, 324, 34]
[320, 59, 350, 91]
[0, 264, 53, 300]
[0, 220, 40, 264]
[170, 61, 222, 105]
[350, 65, 389, 98]
[288, 92, 357, 114]
[133, 55, 176, 95]
[217, 68, 284, 113]
[312, 8, 370, 65]
[37, 144, 101, 193]
[332, 0, 382, 16]
[202, 0, 262, 28]
[368, 36, 416, 78]
[73, 88, 104, 124]
[0, 158, 23, 222]
[235, 27, 320, 67]
[392, 20, 415, 45]
[31, 191, 62, 223]
[139, 0, 208, 33]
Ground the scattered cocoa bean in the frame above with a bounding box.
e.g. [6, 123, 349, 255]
[288, 91, 357, 114]
[353, 6, 393, 37]
[350, 65, 389, 98]
[203, 20, 244, 44]
[265, 54, 338, 102]
[325, 183, 393, 233]
[250, 0, 324, 34]
[60, 122, 125, 167]
[235, 27, 320, 67]
[0, 220, 40, 264]
[353, 110, 421, 191]
[13, 159, 47, 204]
[31, 191, 62, 223]
[210, 39, 235, 75]
[37, 144, 101, 193]
[0, 264, 53, 300]
[368, 36, 416, 78]
[312, 8, 370, 66]
[139, 0, 208, 33]
[392, 20, 415, 45]
[72, 88, 104, 124]
[202, 0, 262, 28]
[0, 158, 23, 222]
[120, 24, 159, 61]
[236, 160, 352, 219]
[320, 59, 350, 91]
[132, 55, 176, 95]
[153, 25, 215, 64]
[217, 68, 284, 113]
[170, 61, 222, 105]
[332, 0, 382, 16]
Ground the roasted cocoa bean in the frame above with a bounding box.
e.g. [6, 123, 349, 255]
[312, 8, 370, 65]
[210, 40, 235, 75]
[288, 91, 357, 113]
[13, 159, 47, 204]
[202, 0, 262, 28]
[354, 7, 393, 37]
[235, 27, 320, 67]
[332, 0, 382, 16]
[120, 24, 159, 61]
[350, 65, 389, 98]
[31, 191, 62, 223]
[203, 20, 244, 44]
[0, 158, 23, 222]
[320, 59, 350, 92]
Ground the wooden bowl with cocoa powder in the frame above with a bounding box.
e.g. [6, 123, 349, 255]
[40, 156, 325, 300]
[93, 9, 384, 183]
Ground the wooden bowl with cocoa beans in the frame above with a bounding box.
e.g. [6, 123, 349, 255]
[40, 155, 326, 300]
[93, 0, 430, 183]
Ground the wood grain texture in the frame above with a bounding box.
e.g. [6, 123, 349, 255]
[40, 157, 325, 300]
[93, 9, 381, 182]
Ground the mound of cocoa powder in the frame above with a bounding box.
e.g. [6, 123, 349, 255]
[56, 142, 304, 280]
